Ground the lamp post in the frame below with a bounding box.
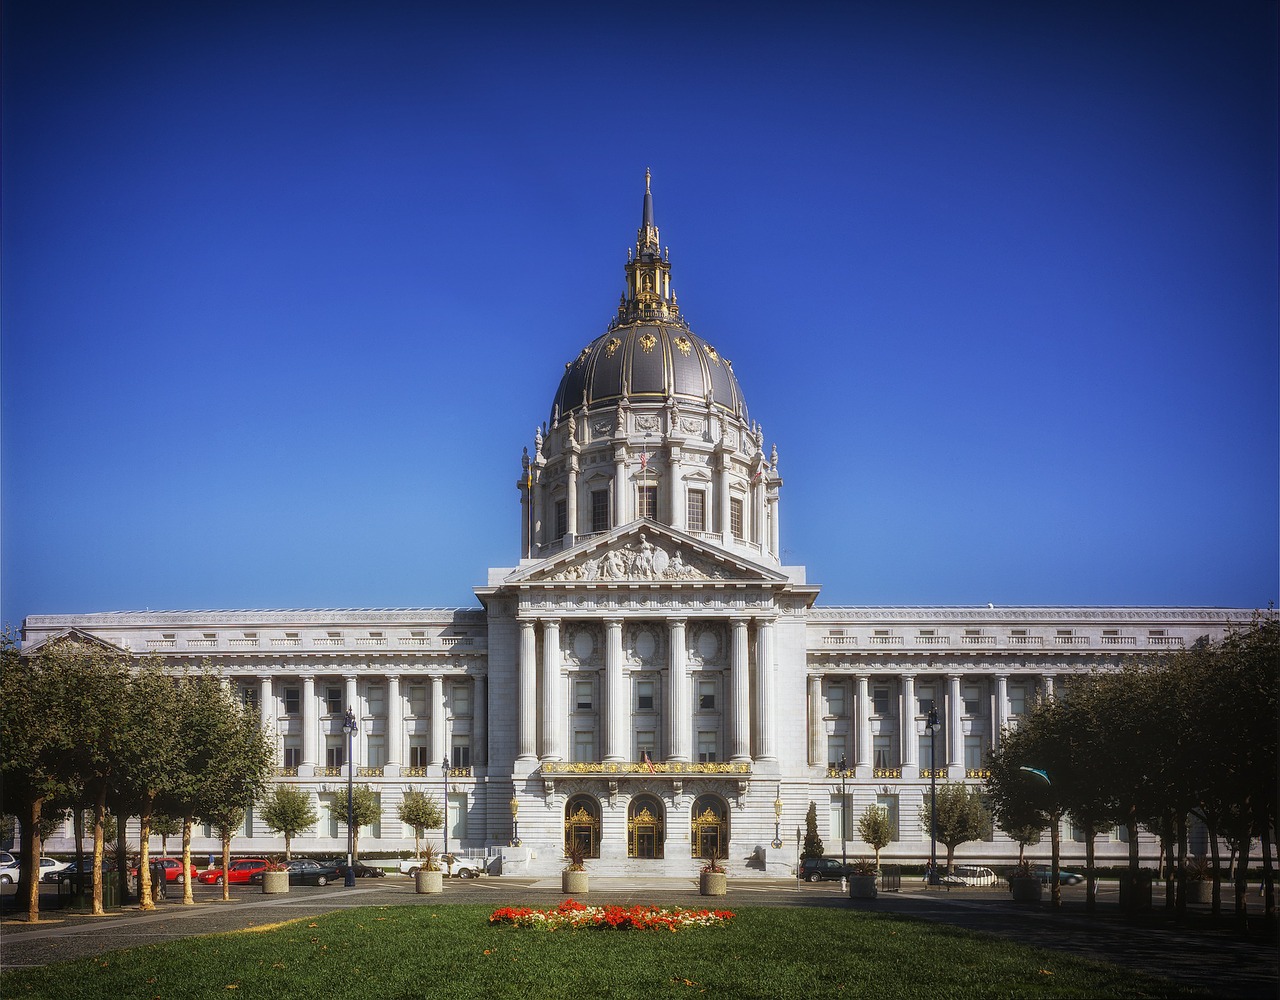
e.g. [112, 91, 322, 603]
[510, 794, 520, 847]
[441, 756, 451, 863]
[771, 789, 783, 849]
[836, 754, 851, 874]
[342, 708, 357, 888]
[925, 707, 939, 886]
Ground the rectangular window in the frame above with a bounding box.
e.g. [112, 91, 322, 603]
[367, 685, 386, 717]
[555, 499, 568, 539]
[830, 795, 847, 843]
[283, 687, 300, 715]
[364, 793, 382, 840]
[687, 489, 706, 532]
[875, 794, 900, 841]
[367, 735, 386, 768]
[963, 685, 980, 717]
[635, 730, 656, 760]
[591, 489, 610, 533]
[697, 731, 718, 763]
[573, 730, 594, 762]
[451, 740, 470, 768]
[325, 738, 344, 769]
[872, 687, 890, 716]
[408, 685, 427, 717]
[283, 741, 301, 770]
[323, 796, 340, 839]
[729, 497, 744, 539]
[575, 679, 593, 710]
[243, 805, 254, 837]
[326, 687, 343, 715]
[919, 734, 937, 770]
[964, 735, 983, 771]
[1008, 686, 1026, 716]
[409, 739, 430, 769]
[638, 485, 657, 520]
[698, 679, 716, 711]
[241, 686, 259, 711]
[827, 684, 846, 718]
[873, 735, 895, 769]
[636, 680, 655, 711]
[917, 688, 934, 716]
[451, 684, 471, 717]
[827, 735, 847, 769]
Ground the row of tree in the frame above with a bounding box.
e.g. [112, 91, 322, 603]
[985, 615, 1278, 924]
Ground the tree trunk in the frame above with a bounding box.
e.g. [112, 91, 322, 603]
[1084, 825, 1097, 913]
[1208, 816, 1224, 915]
[91, 788, 107, 916]
[1261, 812, 1274, 920]
[1126, 807, 1140, 914]
[1234, 799, 1252, 933]
[284, 832, 292, 861]
[1175, 812, 1189, 921]
[1161, 813, 1175, 913]
[20, 798, 44, 923]
[138, 799, 154, 911]
[1050, 813, 1061, 909]
[221, 833, 232, 903]
[181, 818, 195, 905]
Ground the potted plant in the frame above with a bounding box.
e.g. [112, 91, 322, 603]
[1007, 859, 1042, 902]
[262, 858, 290, 895]
[415, 843, 443, 894]
[847, 858, 878, 899]
[699, 856, 728, 896]
[562, 843, 589, 895]
[1184, 855, 1213, 904]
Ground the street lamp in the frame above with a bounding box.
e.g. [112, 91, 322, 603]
[925, 707, 940, 886]
[510, 794, 520, 847]
[441, 756, 451, 863]
[772, 789, 783, 849]
[342, 708, 357, 888]
[835, 754, 851, 875]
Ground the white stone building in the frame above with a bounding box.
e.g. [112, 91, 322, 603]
[21, 174, 1251, 875]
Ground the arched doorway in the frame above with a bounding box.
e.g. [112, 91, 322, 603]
[691, 794, 728, 860]
[627, 795, 665, 859]
[564, 795, 601, 859]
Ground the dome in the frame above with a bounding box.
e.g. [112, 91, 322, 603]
[549, 170, 749, 424]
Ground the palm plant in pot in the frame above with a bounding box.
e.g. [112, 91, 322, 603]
[261, 857, 291, 895]
[415, 843, 443, 894]
[1007, 858, 1042, 902]
[699, 855, 728, 896]
[562, 842, 589, 895]
[847, 857, 878, 898]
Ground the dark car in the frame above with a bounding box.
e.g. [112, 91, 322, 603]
[330, 859, 387, 879]
[1031, 864, 1083, 885]
[799, 857, 850, 882]
[248, 859, 342, 887]
[52, 859, 108, 886]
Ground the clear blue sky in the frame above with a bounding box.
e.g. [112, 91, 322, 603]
[3, 0, 1276, 627]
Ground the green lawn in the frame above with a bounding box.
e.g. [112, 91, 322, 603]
[2, 904, 1203, 1000]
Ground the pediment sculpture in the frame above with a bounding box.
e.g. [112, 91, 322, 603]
[545, 533, 730, 583]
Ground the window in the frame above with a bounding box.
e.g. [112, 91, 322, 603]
[323, 796, 340, 838]
[241, 686, 259, 711]
[363, 793, 382, 840]
[573, 730, 595, 762]
[687, 488, 706, 531]
[575, 679, 593, 710]
[409, 739, 430, 769]
[917, 688, 935, 716]
[451, 740, 470, 768]
[284, 687, 300, 715]
[325, 738, 344, 769]
[873, 735, 895, 769]
[698, 679, 716, 711]
[875, 794, 900, 840]
[555, 499, 568, 539]
[1008, 686, 1026, 716]
[729, 497, 744, 539]
[591, 489, 609, 533]
[697, 731, 718, 763]
[243, 805, 254, 837]
[635, 730, 656, 761]
[830, 795, 847, 842]
[872, 687, 890, 716]
[408, 685, 427, 717]
[919, 735, 937, 770]
[964, 736, 984, 771]
[451, 683, 471, 717]
[918, 629, 935, 638]
[827, 684, 846, 717]
[367, 735, 386, 768]
[325, 687, 343, 715]
[963, 685, 980, 717]
[827, 735, 847, 768]
[1148, 629, 1166, 637]
[283, 740, 301, 770]
[367, 685, 386, 717]
[1011, 628, 1027, 637]
[636, 679, 655, 711]
[638, 485, 657, 520]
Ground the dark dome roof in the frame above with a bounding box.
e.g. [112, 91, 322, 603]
[551, 321, 747, 423]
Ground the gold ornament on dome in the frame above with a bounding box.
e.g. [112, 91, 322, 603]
[674, 336, 692, 356]
[576, 346, 591, 366]
[604, 337, 622, 357]
[639, 333, 657, 353]
[704, 344, 720, 365]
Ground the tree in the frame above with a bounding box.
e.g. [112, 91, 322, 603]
[801, 801, 824, 860]
[260, 785, 318, 860]
[397, 788, 443, 860]
[919, 783, 991, 872]
[330, 786, 382, 861]
[151, 812, 182, 857]
[857, 804, 893, 867]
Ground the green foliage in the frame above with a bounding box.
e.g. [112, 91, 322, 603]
[260, 785, 319, 859]
[329, 785, 382, 859]
[396, 787, 443, 860]
[857, 804, 894, 866]
[919, 783, 992, 870]
[801, 801, 824, 860]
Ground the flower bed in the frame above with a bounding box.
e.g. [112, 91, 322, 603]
[489, 899, 734, 932]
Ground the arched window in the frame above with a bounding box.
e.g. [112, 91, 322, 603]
[691, 794, 728, 860]
[564, 795, 600, 859]
[627, 795, 665, 859]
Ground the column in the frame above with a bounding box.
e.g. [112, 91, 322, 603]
[754, 619, 776, 760]
[716, 448, 730, 541]
[768, 493, 780, 558]
[947, 674, 963, 771]
[472, 674, 487, 766]
[807, 674, 823, 765]
[518, 620, 537, 759]
[566, 454, 579, 540]
[386, 673, 403, 771]
[1041, 673, 1056, 702]
[540, 619, 562, 761]
[856, 674, 872, 773]
[604, 619, 626, 760]
[752, 478, 765, 548]
[344, 675, 358, 766]
[614, 448, 628, 526]
[301, 675, 317, 772]
[667, 619, 690, 761]
[532, 473, 544, 554]
[729, 618, 750, 761]
[430, 674, 447, 765]
[993, 674, 1009, 751]
[901, 674, 918, 770]
[258, 675, 274, 733]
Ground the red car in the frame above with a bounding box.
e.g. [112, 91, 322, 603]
[130, 857, 199, 884]
[197, 859, 269, 885]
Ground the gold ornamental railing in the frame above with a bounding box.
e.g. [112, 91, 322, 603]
[541, 761, 751, 776]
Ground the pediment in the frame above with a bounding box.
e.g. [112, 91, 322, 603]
[21, 627, 128, 656]
[507, 521, 788, 586]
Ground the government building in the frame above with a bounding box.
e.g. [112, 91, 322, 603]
[20, 174, 1250, 875]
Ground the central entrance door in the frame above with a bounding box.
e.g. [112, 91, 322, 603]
[627, 795, 665, 859]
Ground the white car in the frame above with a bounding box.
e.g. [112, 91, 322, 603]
[940, 865, 998, 887]
[0, 865, 14, 885]
[1, 857, 72, 884]
[399, 854, 486, 878]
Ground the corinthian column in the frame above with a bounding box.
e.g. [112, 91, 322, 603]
[754, 619, 776, 760]
[301, 675, 317, 773]
[807, 674, 823, 766]
[386, 673, 403, 772]
[518, 620, 536, 760]
[667, 619, 689, 761]
[604, 619, 626, 761]
[540, 619, 562, 761]
[947, 674, 963, 773]
[729, 618, 750, 761]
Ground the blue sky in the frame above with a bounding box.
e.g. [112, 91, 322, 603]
[3, 0, 1276, 626]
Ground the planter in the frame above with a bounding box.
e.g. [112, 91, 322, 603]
[699, 871, 727, 896]
[562, 870, 589, 895]
[415, 869, 443, 894]
[262, 871, 290, 895]
[1119, 871, 1153, 911]
[847, 875, 878, 899]
[1008, 877, 1042, 902]
[1185, 880, 1212, 904]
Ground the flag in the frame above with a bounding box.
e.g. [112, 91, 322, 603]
[642, 751, 655, 773]
[640, 448, 648, 473]
[525, 466, 533, 490]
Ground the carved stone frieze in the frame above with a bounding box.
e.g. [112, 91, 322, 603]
[543, 534, 731, 583]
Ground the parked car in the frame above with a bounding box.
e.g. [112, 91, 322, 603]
[53, 859, 108, 887]
[249, 859, 342, 887]
[36, 857, 72, 881]
[129, 857, 198, 886]
[197, 859, 270, 885]
[940, 865, 998, 887]
[798, 857, 850, 882]
[0, 865, 15, 885]
[330, 859, 388, 879]
[1031, 864, 1084, 885]
[398, 854, 486, 878]
[0, 851, 15, 868]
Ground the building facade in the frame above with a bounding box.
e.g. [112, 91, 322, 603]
[21, 174, 1251, 874]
